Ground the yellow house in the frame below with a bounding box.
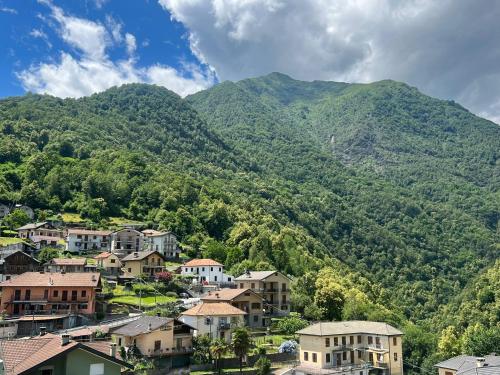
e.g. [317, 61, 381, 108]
[296, 321, 404, 375]
[201, 288, 265, 328]
[435, 355, 500, 375]
[234, 270, 291, 323]
[121, 250, 166, 278]
[112, 316, 194, 358]
[94, 252, 122, 275]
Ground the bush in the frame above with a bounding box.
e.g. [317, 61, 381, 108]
[275, 312, 309, 335]
[165, 291, 178, 298]
[255, 356, 272, 375]
[132, 283, 155, 295]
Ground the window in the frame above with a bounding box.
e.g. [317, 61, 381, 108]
[44, 290, 48, 299]
[41, 369, 54, 375]
[128, 268, 132, 273]
[326, 353, 331, 363]
[350, 351, 354, 363]
[342, 352, 347, 361]
[325, 338, 330, 347]
[240, 283, 244, 289]
[358, 351, 362, 359]
[62, 290, 68, 301]
[394, 352, 398, 362]
[71, 290, 77, 301]
[357, 335, 362, 344]
[393, 337, 397, 346]
[253, 315, 259, 322]
[304, 352, 309, 361]
[375, 337, 380, 345]
[312, 353, 317, 363]
[251, 283, 255, 289]
[210, 267, 214, 271]
[214, 276, 218, 281]
[118, 338, 122, 346]
[53, 290, 59, 297]
[219, 267, 221, 271]
[368, 336, 373, 345]
[110, 259, 116, 264]
[334, 337, 338, 346]
[89, 363, 104, 375]
[342, 336, 346, 345]
[251, 303, 261, 309]
[202, 267, 205, 271]
[82, 290, 87, 298]
[350, 336, 354, 345]
[154, 340, 161, 351]
[25, 290, 31, 301]
[282, 283, 287, 291]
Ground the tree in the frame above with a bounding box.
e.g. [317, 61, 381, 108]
[192, 335, 212, 364]
[437, 326, 461, 357]
[2, 209, 30, 230]
[37, 247, 60, 264]
[461, 324, 500, 356]
[255, 356, 271, 375]
[232, 327, 252, 375]
[210, 338, 228, 375]
[275, 313, 309, 335]
[314, 281, 345, 321]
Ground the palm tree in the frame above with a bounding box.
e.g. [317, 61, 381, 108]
[232, 328, 252, 375]
[210, 338, 228, 375]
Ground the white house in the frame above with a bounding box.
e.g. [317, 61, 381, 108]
[181, 259, 233, 284]
[142, 230, 180, 259]
[66, 228, 112, 253]
[178, 302, 246, 343]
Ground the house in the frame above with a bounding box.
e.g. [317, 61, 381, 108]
[295, 321, 404, 375]
[235, 270, 291, 317]
[0, 272, 101, 316]
[0, 332, 132, 375]
[44, 258, 96, 273]
[121, 250, 166, 278]
[142, 230, 181, 259]
[0, 238, 37, 256]
[0, 250, 40, 281]
[17, 222, 63, 246]
[435, 355, 500, 375]
[178, 302, 246, 343]
[180, 259, 233, 285]
[201, 288, 265, 328]
[66, 229, 112, 253]
[95, 252, 122, 275]
[112, 316, 194, 362]
[0, 203, 10, 218]
[111, 228, 144, 258]
[13, 204, 35, 220]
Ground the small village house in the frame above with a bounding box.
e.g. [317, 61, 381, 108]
[235, 270, 291, 319]
[142, 229, 181, 259]
[94, 252, 122, 275]
[44, 258, 96, 273]
[180, 258, 233, 285]
[435, 355, 500, 375]
[66, 228, 112, 253]
[0, 250, 40, 281]
[201, 288, 265, 328]
[0, 332, 132, 375]
[295, 321, 404, 375]
[121, 250, 166, 278]
[110, 228, 144, 258]
[178, 302, 246, 343]
[112, 316, 194, 365]
[17, 222, 62, 241]
[0, 272, 101, 316]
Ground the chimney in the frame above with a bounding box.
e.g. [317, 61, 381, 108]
[476, 358, 486, 368]
[148, 323, 152, 331]
[134, 252, 139, 258]
[109, 343, 117, 357]
[61, 334, 70, 346]
[39, 326, 46, 336]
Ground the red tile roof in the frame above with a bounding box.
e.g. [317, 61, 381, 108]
[67, 228, 112, 236]
[0, 272, 100, 287]
[184, 258, 223, 267]
[201, 288, 263, 302]
[50, 258, 86, 266]
[94, 251, 112, 259]
[181, 302, 246, 316]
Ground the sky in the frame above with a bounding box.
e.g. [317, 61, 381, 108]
[1, 0, 500, 124]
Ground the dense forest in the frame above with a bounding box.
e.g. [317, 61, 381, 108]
[0, 74, 498, 373]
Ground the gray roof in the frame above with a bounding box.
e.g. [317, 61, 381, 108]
[297, 321, 403, 336]
[121, 250, 166, 262]
[112, 316, 173, 337]
[16, 222, 48, 230]
[435, 355, 500, 374]
[235, 270, 289, 281]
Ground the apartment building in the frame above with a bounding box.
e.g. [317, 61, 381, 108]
[178, 302, 246, 344]
[142, 230, 181, 259]
[180, 259, 234, 284]
[112, 316, 194, 361]
[201, 288, 265, 328]
[0, 272, 101, 316]
[296, 321, 403, 375]
[121, 250, 166, 278]
[66, 228, 112, 253]
[110, 228, 144, 258]
[234, 270, 291, 319]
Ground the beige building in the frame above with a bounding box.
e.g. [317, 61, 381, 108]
[296, 321, 404, 375]
[178, 302, 246, 343]
[112, 316, 194, 358]
[94, 252, 122, 275]
[435, 355, 500, 375]
[17, 222, 62, 241]
[201, 288, 265, 328]
[234, 270, 291, 321]
[121, 250, 166, 278]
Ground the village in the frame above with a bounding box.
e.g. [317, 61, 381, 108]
[0, 205, 495, 375]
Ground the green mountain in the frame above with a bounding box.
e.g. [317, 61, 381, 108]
[0, 74, 499, 370]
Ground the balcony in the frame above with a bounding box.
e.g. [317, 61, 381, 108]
[330, 344, 352, 351]
[323, 363, 372, 371]
[219, 322, 231, 330]
[364, 344, 389, 353]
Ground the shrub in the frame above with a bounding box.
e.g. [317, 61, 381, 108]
[255, 356, 272, 375]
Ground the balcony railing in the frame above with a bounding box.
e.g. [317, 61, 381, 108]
[331, 344, 352, 351]
[219, 323, 231, 330]
[324, 363, 372, 371]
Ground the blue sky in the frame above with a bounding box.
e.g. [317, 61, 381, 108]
[1, 0, 499, 123]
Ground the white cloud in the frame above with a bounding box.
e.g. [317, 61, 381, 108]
[159, 0, 500, 123]
[29, 28, 52, 48]
[18, 1, 215, 98]
[0, 6, 17, 14]
[93, 0, 108, 9]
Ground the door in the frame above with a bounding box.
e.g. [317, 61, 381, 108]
[13, 304, 19, 314]
[62, 290, 68, 301]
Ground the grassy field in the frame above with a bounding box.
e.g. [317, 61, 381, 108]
[109, 217, 145, 225]
[61, 212, 85, 223]
[0, 237, 25, 246]
[108, 285, 176, 307]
